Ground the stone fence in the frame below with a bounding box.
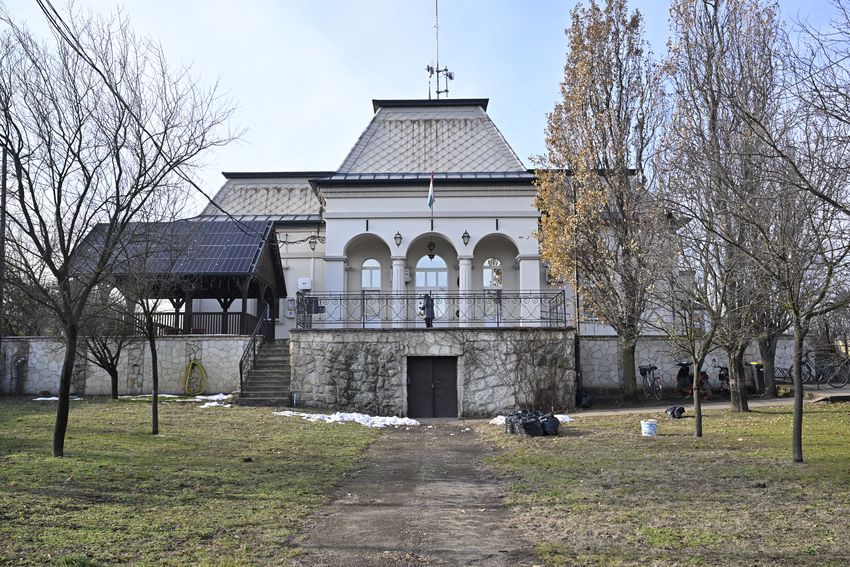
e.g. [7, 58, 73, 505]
[0, 336, 249, 396]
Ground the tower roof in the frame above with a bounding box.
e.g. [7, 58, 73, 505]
[336, 99, 527, 174]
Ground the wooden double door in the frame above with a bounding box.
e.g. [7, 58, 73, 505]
[406, 356, 458, 418]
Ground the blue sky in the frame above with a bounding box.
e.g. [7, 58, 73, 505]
[3, 0, 840, 214]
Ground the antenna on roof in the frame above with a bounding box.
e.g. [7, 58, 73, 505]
[425, 0, 453, 99]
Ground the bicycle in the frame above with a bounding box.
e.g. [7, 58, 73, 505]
[774, 366, 792, 384]
[801, 353, 849, 389]
[825, 359, 850, 388]
[675, 361, 711, 401]
[710, 359, 730, 398]
[639, 364, 663, 400]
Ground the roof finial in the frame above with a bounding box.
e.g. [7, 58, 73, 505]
[425, 0, 453, 99]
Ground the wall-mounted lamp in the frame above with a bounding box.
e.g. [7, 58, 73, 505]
[308, 235, 318, 252]
[462, 230, 470, 246]
[427, 240, 436, 260]
[394, 231, 403, 247]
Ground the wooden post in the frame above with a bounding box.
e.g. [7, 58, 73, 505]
[182, 288, 194, 334]
[238, 277, 251, 335]
[217, 297, 235, 334]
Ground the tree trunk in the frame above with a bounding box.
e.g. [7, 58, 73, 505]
[620, 337, 638, 402]
[791, 320, 807, 463]
[53, 324, 79, 457]
[728, 348, 750, 412]
[759, 335, 779, 398]
[692, 356, 704, 437]
[109, 367, 119, 400]
[146, 321, 159, 435]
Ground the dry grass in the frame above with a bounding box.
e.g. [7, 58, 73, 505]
[0, 397, 379, 566]
[482, 403, 850, 566]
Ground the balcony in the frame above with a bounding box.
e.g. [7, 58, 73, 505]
[135, 312, 262, 336]
[295, 291, 570, 329]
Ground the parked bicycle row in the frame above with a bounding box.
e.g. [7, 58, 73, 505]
[637, 352, 848, 402]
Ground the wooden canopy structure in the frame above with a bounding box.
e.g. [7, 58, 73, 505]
[77, 218, 286, 337]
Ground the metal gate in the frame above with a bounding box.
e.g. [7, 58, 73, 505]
[406, 357, 458, 418]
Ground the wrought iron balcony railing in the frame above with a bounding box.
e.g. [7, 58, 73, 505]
[295, 291, 570, 329]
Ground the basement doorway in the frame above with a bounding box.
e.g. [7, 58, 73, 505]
[406, 356, 458, 418]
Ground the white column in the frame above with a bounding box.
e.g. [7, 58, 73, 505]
[517, 255, 541, 326]
[391, 257, 406, 327]
[458, 256, 472, 324]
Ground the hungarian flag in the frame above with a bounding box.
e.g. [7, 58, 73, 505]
[427, 173, 435, 209]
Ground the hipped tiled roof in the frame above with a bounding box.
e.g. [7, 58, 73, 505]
[201, 175, 325, 217]
[336, 100, 527, 174]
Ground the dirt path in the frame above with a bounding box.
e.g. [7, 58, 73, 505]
[290, 421, 531, 566]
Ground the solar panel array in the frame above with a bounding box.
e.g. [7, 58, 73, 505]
[81, 219, 275, 277]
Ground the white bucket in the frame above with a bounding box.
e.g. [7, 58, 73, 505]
[640, 419, 658, 437]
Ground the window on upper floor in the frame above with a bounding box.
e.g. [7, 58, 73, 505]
[361, 258, 381, 289]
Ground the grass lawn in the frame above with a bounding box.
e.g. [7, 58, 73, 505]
[482, 402, 850, 567]
[0, 397, 380, 566]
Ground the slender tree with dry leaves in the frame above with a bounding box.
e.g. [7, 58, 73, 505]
[535, 0, 667, 401]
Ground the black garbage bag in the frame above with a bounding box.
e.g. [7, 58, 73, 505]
[540, 414, 560, 436]
[666, 405, 686, 419]
[577, 390, 593, 409]
[520, 416, 544, 437]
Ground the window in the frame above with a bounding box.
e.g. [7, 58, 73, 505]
[415, 255, 448, 290]
[361, 258, 381, 289]
[482, 258, 502, 320]
[483, 258, 502, 289]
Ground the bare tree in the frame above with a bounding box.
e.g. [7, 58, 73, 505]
[535, 0, 667, 401]
[111, 214, 199, 435]
[0, 5, 235, 456]
[79, 284, 134, 400]
[663, 0, 789, 412]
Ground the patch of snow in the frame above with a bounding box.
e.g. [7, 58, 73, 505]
[174, 394, 233, 403]
[489, 416, 506, 426]
[273, 410, 420, 429]
[194, 393, 231, 401]
[119, 394, 178, 399]
[200, 401, 231, 408]
[33, 397, 82, 401]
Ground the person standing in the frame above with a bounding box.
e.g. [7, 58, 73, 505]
[423, 293, 435, 328]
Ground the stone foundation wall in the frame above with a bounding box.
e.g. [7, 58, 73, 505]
[0, 336, 249, 396]
[579, 335, 798, 398]
[290, 328, 577, 417]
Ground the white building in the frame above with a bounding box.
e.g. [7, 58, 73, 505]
[200, 98, 576, 417]
[200, 98, 568, 336]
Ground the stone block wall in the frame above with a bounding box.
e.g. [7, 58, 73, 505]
[579, 335, 797, 398]
[0, 336, 249, 396]
[290, 328, 577, 417]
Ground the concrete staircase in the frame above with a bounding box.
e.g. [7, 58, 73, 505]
[237, 339, 291, 406]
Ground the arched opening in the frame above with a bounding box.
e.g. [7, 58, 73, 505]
[415, 255, 449, 321]
[472, 234, 519, 291]
[361, 258, 382, 323]
[344, 234, 391, 293]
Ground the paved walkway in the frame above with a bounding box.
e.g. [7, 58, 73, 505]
[291, 422, 531, 567]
